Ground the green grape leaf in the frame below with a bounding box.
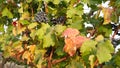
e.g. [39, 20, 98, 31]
[55, 46, 65, 56]
[53, 0, 60, 4]
[36, 23, 50, 40]
[113, 49, 120, 67]
[3, 46, 12, 58]
[19, 20, 30, 25]
[30, 29, 36, 40]
[66, 57, 84, 68]
[98, 26, 112, 37]
[81, 0, 90, 4]
[43, 33, 56, 48]
[0, 24, 4, 32]
[54, 24, 66, 36]
[18, 7, 23, 13]
[28, 22, 38, 29]
[103, 65, 114, 68]
[80, 40, 97, 62]
[2, 7, 13, 18]
[96, 40, 114, 64]
[64, 0, 70, 3]
[75, 4, 84, 16]
[26, 0, 32, 3]
[68, 20, 83, 30]
[67, 8, 76, 18]
[34, 49, 46, 67]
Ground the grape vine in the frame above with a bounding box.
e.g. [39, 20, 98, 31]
[0, 0, 120, 68]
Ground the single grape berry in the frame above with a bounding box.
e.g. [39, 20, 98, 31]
[34, 11, 49, 23]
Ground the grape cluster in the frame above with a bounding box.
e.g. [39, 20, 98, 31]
[34, 11, 49, 23]
[51, 16, 66, 25]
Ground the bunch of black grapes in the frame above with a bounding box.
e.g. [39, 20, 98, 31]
[34, 11, 66, 25]
[34, 11, 49, 23]
[51, 16, 66, 25]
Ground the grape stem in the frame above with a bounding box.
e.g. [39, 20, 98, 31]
[52, 56, 68, 65]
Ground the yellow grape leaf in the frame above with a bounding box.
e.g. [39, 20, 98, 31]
[63, 37, 76, 56]
[22, 51, 31, 64]
[12, 27, 17, 36]
[12, 41, 23, 52]
[61, 28, 80, 38]
[28, 45, 36, 53]
[95, 35, 104, 42]
[102, 7, 113, 25]
[20, 12, 30, 20]
[18, 7, 23, 13]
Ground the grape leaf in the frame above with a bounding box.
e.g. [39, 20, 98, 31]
[102, 7, 113, 25]
[113, 50, 120, 67]
[96, 40, 114, 64]
[53, 0, 60, 4]
[54, 24, 66, 36]
[69, 21, 83, 30]
[64, 0, 70, 3]
[28, 22, 38, 29]
[19, 20, 30, 25]
[43, 33, 56, 48]
[61, 28, 80, 37]
[55, 46, 65, 56]
[80, 40, 97, 62]
[63, 38, 76, 56]
[66, 57, 84, 68]
[95, 35, 104, 42]
[36, 23, 50, 40]
[3, 46, 12, 58]
[67, 8, 76, 18]
[20, 11, 30, 20]
[2, 7, 13, 18]
[0, 24, 4, 32]
[89, 55, 95, 68]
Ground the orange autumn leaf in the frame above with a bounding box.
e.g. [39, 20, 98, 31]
[22, 45, 36, 64]
[73, 36, 89, 48]
[63, 38, 76, 56]
[63, 36, 88, 56]
[61, 28, 80, 37]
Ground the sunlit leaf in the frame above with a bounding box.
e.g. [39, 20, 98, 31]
[63, 38, 76, 56]
[61, 28, 80, 37]
[53, 0, 60, 4]
[73, 36, 89, 48]
[22, 51, 31, 64]
[54, 24, 66, 36]
[102, 7, 113, 25]
[95, 35, 104, 42]
[67, 8, 76, 18]
[89, 55, 95, 68]
[28, 22, 38, 29]
[2, 7, 13, 18]
[43, 33, 56, 48]
[19, 20, 30, 25]
[96, 40, 114, 64]
[20, 11, 30, 20]
[80, 40, 97, 62]
[36, 23, 50, 39]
